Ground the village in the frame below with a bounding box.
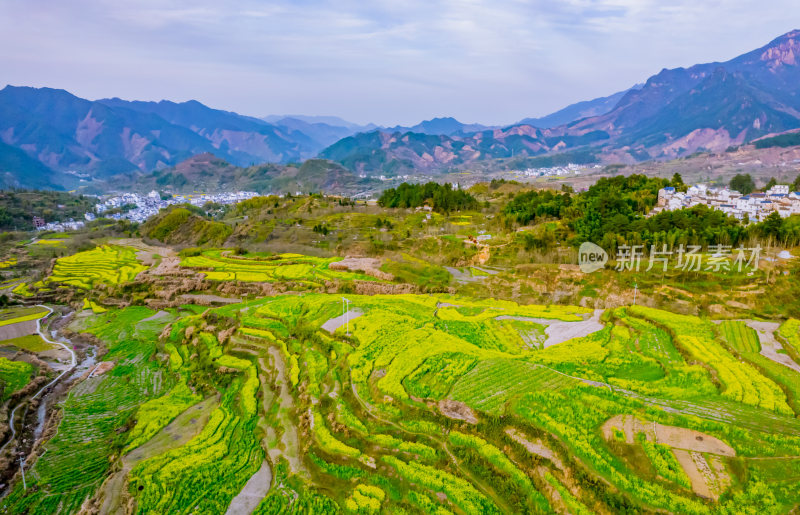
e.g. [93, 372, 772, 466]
[655, 183, 800, 222]
[34, 190, 259, 232]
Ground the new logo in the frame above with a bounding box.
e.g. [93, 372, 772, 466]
[578, 242, 607, 273]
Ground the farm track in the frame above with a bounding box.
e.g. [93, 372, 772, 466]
[264, 348, 303, 474]
[495, 308, 604, 347]
[0, 305, 76, 455]
[746, 320, 800, 373]
[225, 461, 272, 515]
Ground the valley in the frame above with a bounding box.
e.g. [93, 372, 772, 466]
[0, 171, 798, 513]
[3, 10, 800, 515]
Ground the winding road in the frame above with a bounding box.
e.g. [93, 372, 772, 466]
[0, 305, 76, 454]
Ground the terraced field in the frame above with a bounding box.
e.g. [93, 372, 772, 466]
[0, 305, 49, 327]
[4, 292, 800, 514]
[46, 245, 147, 289]
[180, 249, 381, 284]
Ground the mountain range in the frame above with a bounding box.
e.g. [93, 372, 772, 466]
[323, 30, 800, 174]
[518, 85, 642, 128]
[1, 29, 800, 189]
[119, 153, 380, 196]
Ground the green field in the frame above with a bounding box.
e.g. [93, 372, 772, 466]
[0, 357, 34, 400]
[4, 290, 800, 514]
[3, 210, 800, 515]
[0, 305, 48, 326]
[1, 334, 54, 352]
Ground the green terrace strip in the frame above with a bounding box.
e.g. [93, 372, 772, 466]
[448, 431, 550, 512]
[381, 455, 501, 515]
[180, 249, 381, 284]
[636, 432, 692, 489]
[0, 305, 49, 326]
[629, 306, 794, 415]
[0, 357, 35, 400]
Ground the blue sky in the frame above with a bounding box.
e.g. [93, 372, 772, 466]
[1, 0, 797, 125]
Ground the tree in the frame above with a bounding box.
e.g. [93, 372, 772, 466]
[758, 212, 783, 240]
[670, 173, 688, 192]
[730, 173, 755, 194]
[764, 177, 778, 191]
[792, 173, 800, 193]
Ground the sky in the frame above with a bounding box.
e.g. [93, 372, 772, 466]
[1, 0, 798, 126]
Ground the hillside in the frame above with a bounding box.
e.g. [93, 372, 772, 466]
[0, 87, 334, 188]
[4, 184, 800, 514]
[565, 30, 800, 159]
[0, 141, 61, 190]
[127, 154, 380, 196]
[319, 126, 605, 175]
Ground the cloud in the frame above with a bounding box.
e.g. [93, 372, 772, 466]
[0, 0, 797, 125]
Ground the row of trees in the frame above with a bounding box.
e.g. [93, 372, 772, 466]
[503, 173, 800, 252]
[729, 173, 800, 195]
[377, 182, 478, 213]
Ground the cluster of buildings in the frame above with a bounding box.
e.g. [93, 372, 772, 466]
[33, 217, 86, 232]
[655, 184, 800, 221]
[36, 190, 259, 230]
[519, 163, 600, 178]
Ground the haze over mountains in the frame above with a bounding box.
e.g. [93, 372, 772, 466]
[1, 29, 800, 190]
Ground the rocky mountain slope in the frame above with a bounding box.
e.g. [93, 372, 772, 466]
[0, 87, 332, 188]
[320, 30, 800, 173]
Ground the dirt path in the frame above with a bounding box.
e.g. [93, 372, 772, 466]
[140, 310, 169, 323]
[263, 349, 302, 474]
[673, 449, 714, 499]
[505, 428, 563, 470]
[601, 414, 735, 456]
[321, 309, 363, 334]
[225, 461, 272, 515]
[97, 395, 218, 514]
[745, 320, 800, 373]
[495, 309, 604, 348]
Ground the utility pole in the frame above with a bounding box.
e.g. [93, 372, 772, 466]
[19, 457, 26, 490]
[342, 297, 351, 336]
[633, 281, 638, 306]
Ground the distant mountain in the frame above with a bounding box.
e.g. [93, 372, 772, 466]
[561, 29, 800, 159]
[0, 87, 333, 188]
[96, 97, 320, 163]
[267, 117, 363, 149]
[519, 86, 642, 128]
[385, 117, 495, 136]
[263, 114, 376, 131]
[321, 29, 800, 171]
[4, 30, 800, 188]
[318, 126, 607, 175]
[0, 141, 61, 189]
[127, 154, 379, 196]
